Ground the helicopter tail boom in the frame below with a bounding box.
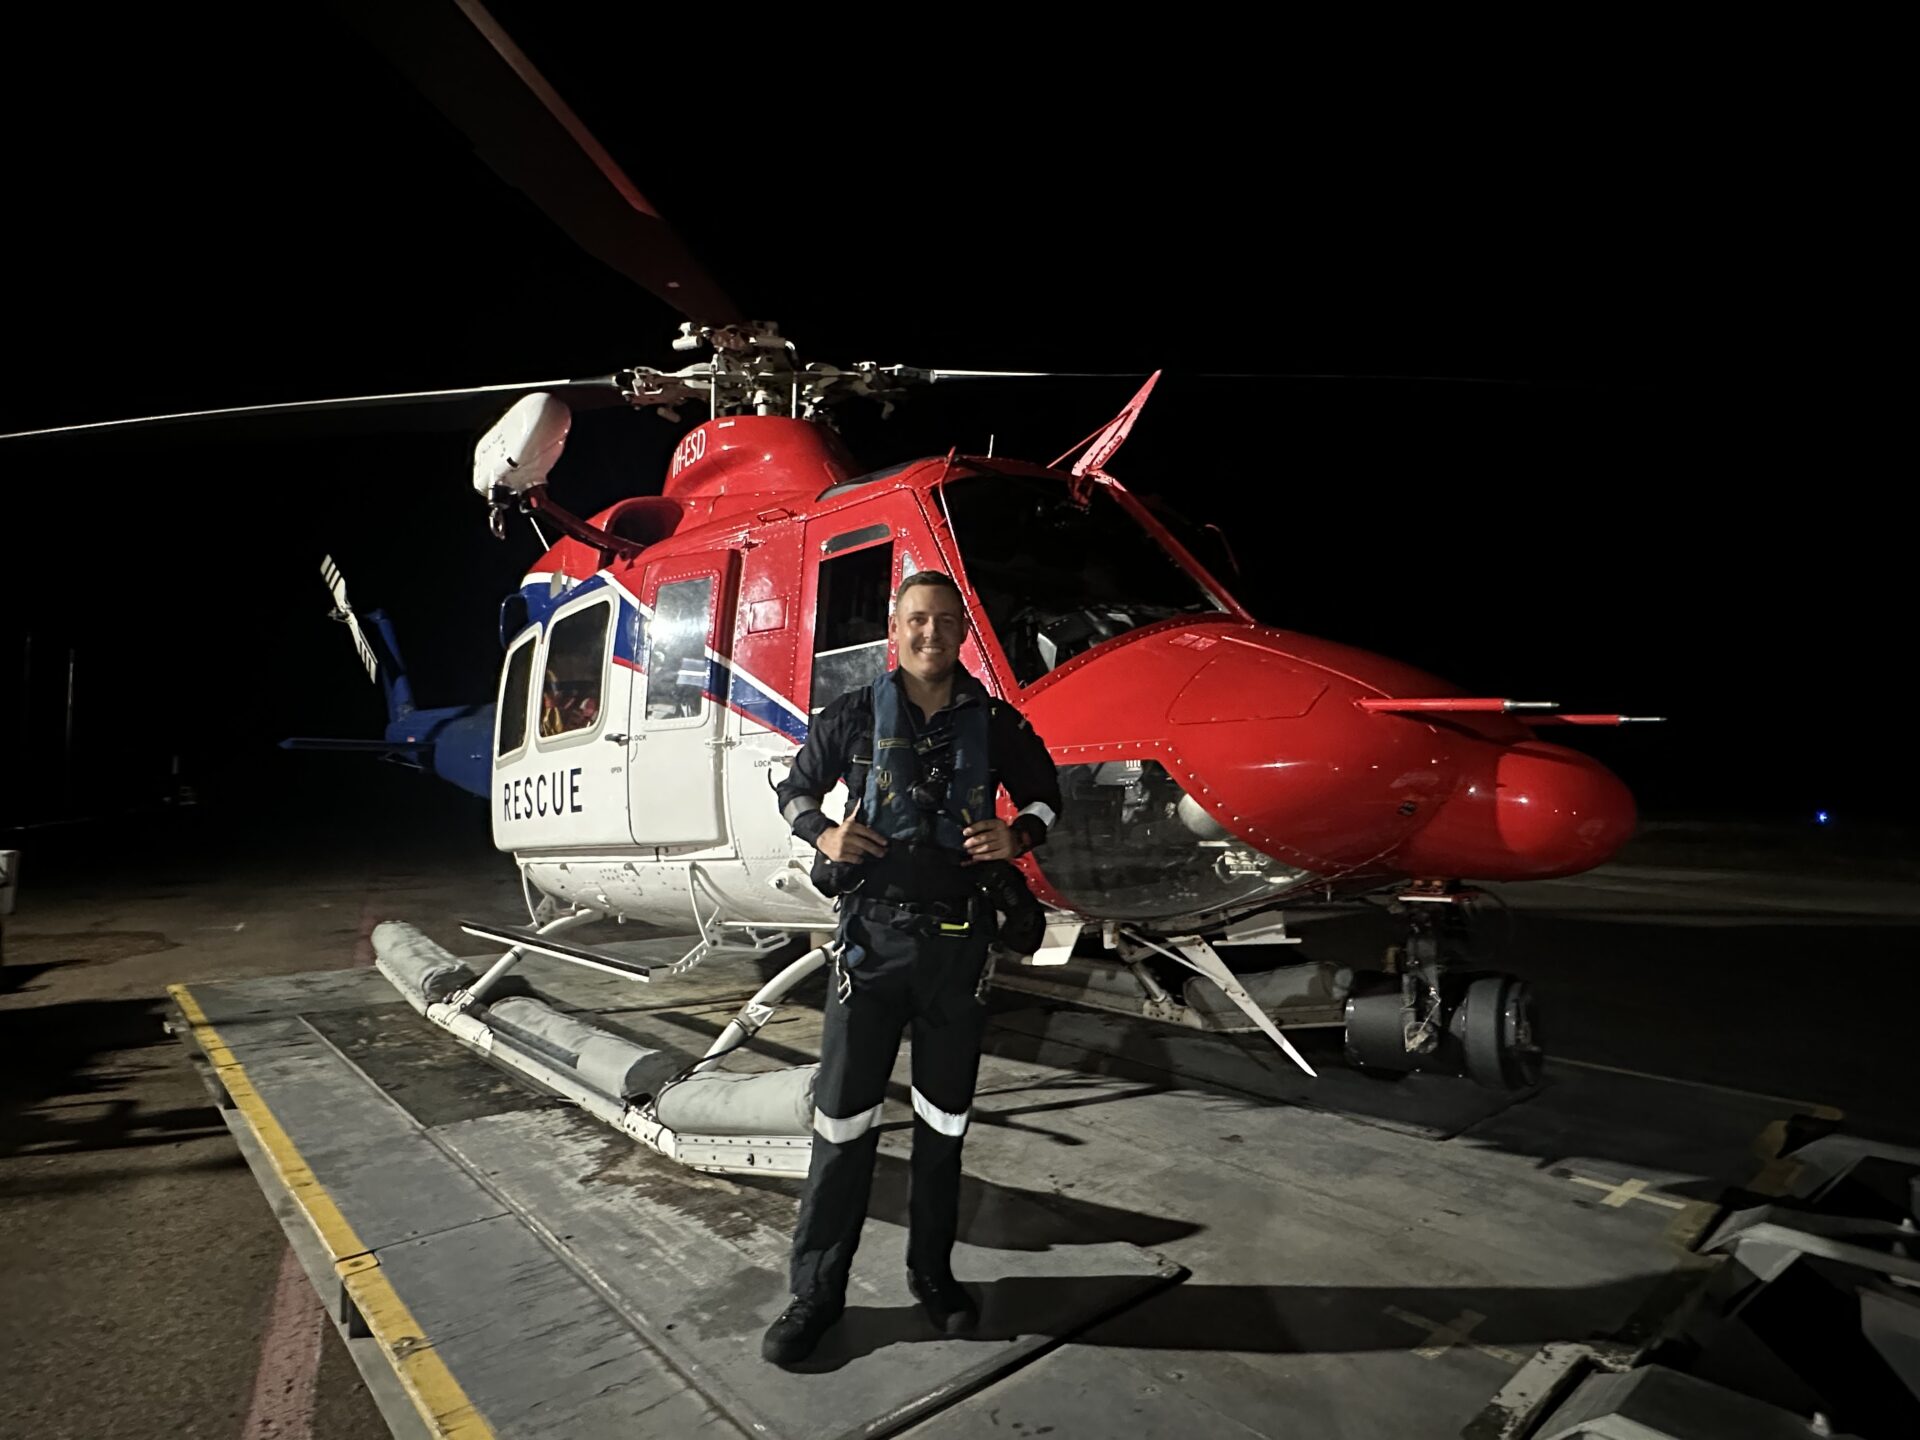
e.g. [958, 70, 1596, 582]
[289, 559, 495, 798]
[319, 555, 416, 720]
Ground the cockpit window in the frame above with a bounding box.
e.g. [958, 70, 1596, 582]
[941, 472, 1225, 686]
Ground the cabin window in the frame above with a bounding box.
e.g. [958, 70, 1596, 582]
[645, 576, 714, 722]
[822, 522, 889, 556]
[941, 472, 1224, 685]
[496, 633, 537, 756]
[810, 539, 893, 711]
[539, 600, 611, 739]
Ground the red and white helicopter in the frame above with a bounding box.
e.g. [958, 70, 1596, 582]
[422, 338, 1648, 1097]
[5, 1, 1656, 1169]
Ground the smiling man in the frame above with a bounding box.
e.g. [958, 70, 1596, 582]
[766, 569, 1061, 1365]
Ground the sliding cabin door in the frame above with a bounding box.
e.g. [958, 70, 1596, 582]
[628, 553, 738, 848]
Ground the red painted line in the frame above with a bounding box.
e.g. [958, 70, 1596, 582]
[240, 1244, 323, 1440]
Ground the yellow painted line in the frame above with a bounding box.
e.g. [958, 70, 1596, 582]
[338, 1255, 492, 1440]
[169, 983, 240, 1069]
[1568, 1175, 1687, 1210]
[170, 984, 366, 1263]
[169, 984, 495, 1440]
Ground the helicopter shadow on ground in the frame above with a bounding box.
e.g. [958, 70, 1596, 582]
[590, 1003, 1204, 1253]
[617, 996, 1188, 1153]
[790, 1270, 1675, 1373]
[720, 1126, 1206, 1257]
[0, 987, 228, 1162]
[0, 958, 66, 997]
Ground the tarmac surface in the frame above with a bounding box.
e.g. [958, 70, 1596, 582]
[2, 768, 1913, 1439]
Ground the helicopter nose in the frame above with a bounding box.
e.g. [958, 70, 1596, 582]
[1162, 645, 1458, 869]
[1395, 739, 1638, 880]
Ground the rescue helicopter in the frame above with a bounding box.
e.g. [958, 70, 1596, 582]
[3, 0, 1657, 1173]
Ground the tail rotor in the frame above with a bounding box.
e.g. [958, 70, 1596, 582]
[321, 555, 378, 684]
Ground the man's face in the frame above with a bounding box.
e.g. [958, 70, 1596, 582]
[890, 582, 966, 684]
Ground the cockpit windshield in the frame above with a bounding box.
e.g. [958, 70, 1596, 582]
[941, 471, 1226, 686]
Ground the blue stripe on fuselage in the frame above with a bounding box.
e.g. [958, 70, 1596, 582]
[517, 575, 808, 746]
[726, 667, 809, 744]
[516, 576, 641, 668]
[520, 573, 607, 629]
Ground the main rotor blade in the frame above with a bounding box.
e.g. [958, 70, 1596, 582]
[881, 367, 1147, 383]
[337, 0, 741, 324]
[1190, 371, 1641, 390]
[0, 376, 625, 441]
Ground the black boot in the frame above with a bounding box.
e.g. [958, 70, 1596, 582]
[908, 1269, 978, 1336]
[762, 1292, 845, 1366]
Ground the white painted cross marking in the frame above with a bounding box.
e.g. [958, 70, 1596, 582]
[1569, 1175, 1687, 1210]
[1383, 1306, 1525, 1364]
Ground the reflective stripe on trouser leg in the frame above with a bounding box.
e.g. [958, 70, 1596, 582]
[814, 1102, 884, 1143]
[905, 942, 989, 1274]
[788, 914, 913, 1299]
[910, 1088, 969, 1136]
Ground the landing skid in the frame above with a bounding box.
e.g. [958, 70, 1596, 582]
[1116, 931, 1321, 1076]
[994, 950, 1348, 1038]
[459, 918, 654, 982]
[377, 920, 826, 1179]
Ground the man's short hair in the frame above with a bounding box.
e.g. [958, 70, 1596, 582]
[892, 569, 964, 610]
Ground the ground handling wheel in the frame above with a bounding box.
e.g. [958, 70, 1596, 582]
[1458, 972, 1542, 1090]
[1343, 969, 1541, 1091]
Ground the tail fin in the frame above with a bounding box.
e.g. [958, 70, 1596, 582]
[292, 557, 491, 798]
[320, 556, 415, 720]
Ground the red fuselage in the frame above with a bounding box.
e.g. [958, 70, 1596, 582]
[525, 416, 1636, 919]
[1017, 617, 1636, 887]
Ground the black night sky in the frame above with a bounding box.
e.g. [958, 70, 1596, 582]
[0, 8, 1898, 838]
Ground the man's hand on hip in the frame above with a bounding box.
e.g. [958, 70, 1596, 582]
[818, 818, 888, 864]
[962, 817, 1020, 864]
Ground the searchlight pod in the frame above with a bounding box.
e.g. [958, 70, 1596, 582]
[373, 921, 828, 1178]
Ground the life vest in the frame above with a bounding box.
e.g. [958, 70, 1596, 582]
[862, 672, 991, 852]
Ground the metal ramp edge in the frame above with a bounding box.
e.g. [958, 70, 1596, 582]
[168, 982, 483, 1440]
[167, 980, 750, 1438]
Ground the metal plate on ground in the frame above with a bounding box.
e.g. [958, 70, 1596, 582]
[366, 1213, 738, 1437]
[305, 1002, 558, 1129]
[180, 966, 410, 1023]
[438, 1106, 1183, 1440]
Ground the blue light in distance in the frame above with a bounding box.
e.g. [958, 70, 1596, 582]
[1816, 810, 1831, 825]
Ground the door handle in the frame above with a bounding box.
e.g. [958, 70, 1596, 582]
[605, 733, 631, 744]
